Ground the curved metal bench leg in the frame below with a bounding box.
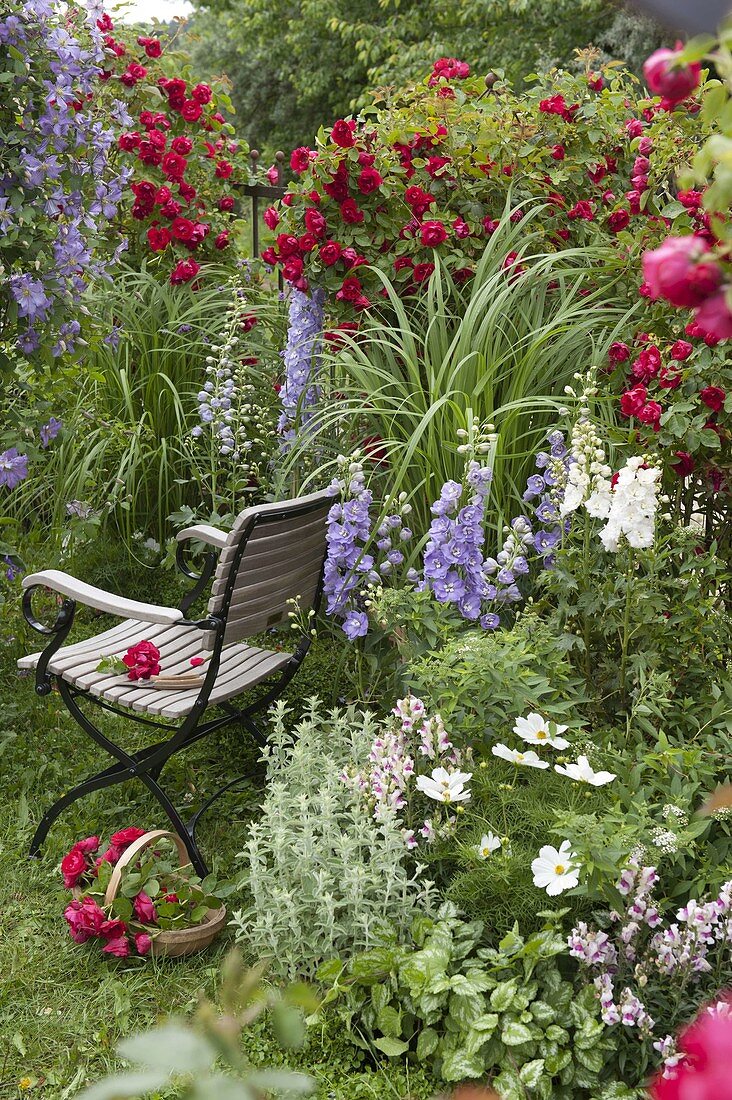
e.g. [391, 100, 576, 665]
[29, 765, 132, 857]
[136, 770, 209, 877]
[187, 774, 256, 844]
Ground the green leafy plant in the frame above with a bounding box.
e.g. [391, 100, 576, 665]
[78, 952, 317, 1100]
[231, 698, 437, 979]
[318, 902, 616, 1097]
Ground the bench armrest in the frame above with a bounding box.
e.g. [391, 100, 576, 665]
[22, 570, 183, 625]
[175, 524, 229, 550]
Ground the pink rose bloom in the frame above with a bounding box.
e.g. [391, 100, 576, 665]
[643, 44, 701, 107]
[103, 936, 130, 958]
[75, 835, 100, 854]
[651, 999, 732, 1100]
[694, 290, 732, 342]
[133, 891, 158, 923]
[64, 897, 106, 943]
[100, 918, 127, 940]
[642, 236, 722, 309]
[135, 932, 152, 955]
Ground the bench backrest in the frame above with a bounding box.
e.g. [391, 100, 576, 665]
[203, 490, 332, 649]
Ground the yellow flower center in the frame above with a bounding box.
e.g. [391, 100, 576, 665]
[555, 864, 566, 875]
[536, 729, 548, 739]
[516, 753, 524, 761]
[481, 846, 491, 856]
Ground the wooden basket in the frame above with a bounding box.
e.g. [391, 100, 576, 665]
[105, 829, 227, 958]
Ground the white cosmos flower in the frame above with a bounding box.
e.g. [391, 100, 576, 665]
[513, 712, 570, 750]
[475, 832, 502, 858]
[554, 755, 616, 787]
[416, 766, 471, 804]
[492, 743, 549, 770]
[531, 840, 580, 896]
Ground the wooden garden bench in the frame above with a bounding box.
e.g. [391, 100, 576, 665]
[18, 490, 332, 874]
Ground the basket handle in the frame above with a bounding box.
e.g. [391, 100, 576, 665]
[104, 829, 191, 907]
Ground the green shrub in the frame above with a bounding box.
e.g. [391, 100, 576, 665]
[319, 902, 620, 1097]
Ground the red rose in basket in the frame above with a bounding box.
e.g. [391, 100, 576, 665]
[61, 828, 229, 960]
[122, 640, 161, 680]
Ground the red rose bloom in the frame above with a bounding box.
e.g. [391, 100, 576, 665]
[671, 451, 695, 478]
[643, 44, 701, 107]
[290, 147, 313, 173]
[631, 345, 661, 381]
[304, 208, 327, 238]
[413, 262, 435, 282]
[137, 35, 162, 58]
[171, 135, 192, 155]
[452, 217, 470, 239]
[550, 144, 565, 160]
[670, 339, 693, 360]
[181, 100, 202, 123]
[319, 241, 342, 266]
[282, 255, 304, 281]
[215, 231, 230, 250]
[61, 846, 87, 888]
[118, 131, 141, 151]
[191, 82, 212, 104]
[171, 258, 200, 284]
[161, 152, 187, 180]
[331, 119, 355, 148]
[357, 167, 383, 194]
[608, 209, 630, 233]
[335, 275, 363, 303]
[567, 201, 595, 222]
[218, 196, 235, 212]
[215, 160, 233, 179]
[122, 640, 161, 680]
[261, 247, 277, 266]
[420, 220, 448, 247]
[340, 199, 364, 224]
[171, 217, 195, 242]
[276, 233, 300, 258]
[700, 386, 726, 412]
[658, 366, 682, 389]
[608, 341, 630, 364]
[160, 199, 182, 219]
[135, 932, 152, 955]
[263, 206, 279, 230]
[110, 826, 146, 850]
[620, 383, 649, 418]
[147, 226, 171, 252]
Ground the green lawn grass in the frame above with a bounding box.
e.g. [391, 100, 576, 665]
[0, 593, 436, 1100]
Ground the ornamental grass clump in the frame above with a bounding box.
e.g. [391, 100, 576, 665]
[231, 699, 436, 979]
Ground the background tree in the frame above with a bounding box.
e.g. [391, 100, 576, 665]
[186, 0, 668, 155]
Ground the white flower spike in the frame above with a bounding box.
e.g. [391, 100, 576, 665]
[531, 840, 580, 896]
[416, 766, 472, 804]
[554, 755, 616, 787]
[513, 712, 570, 750]
[475, 832, 502, 858]
[492, 744, 549, 770]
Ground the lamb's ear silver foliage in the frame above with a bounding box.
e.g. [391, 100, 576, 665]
[231, 697, 435, 981]
[632, 0, 729, 33]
